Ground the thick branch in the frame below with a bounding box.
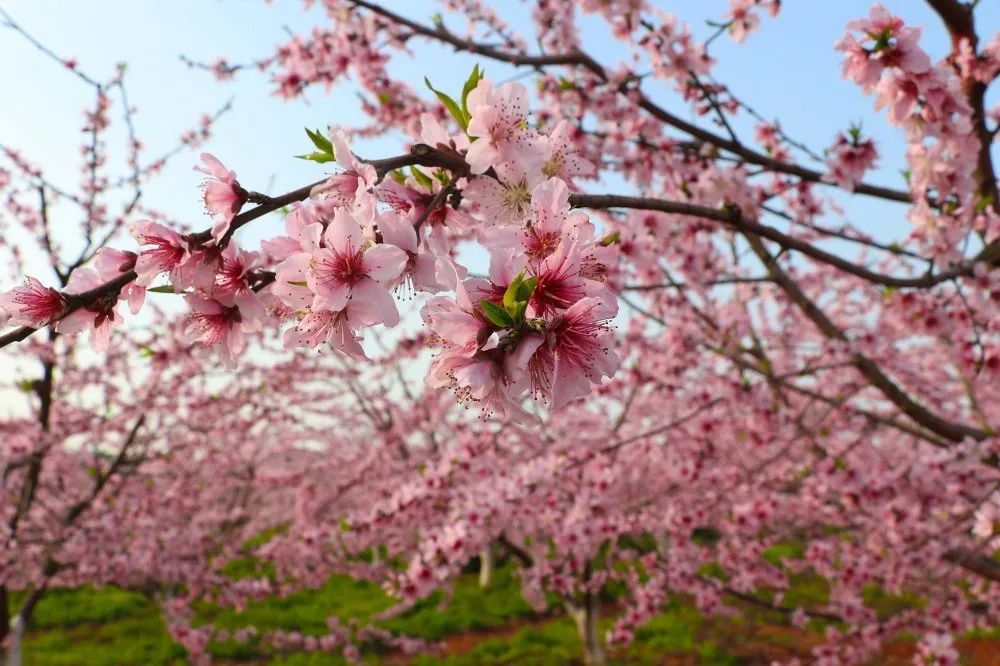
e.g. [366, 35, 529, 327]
[347, 0, 916, 205]
[743, 231, 990, 442]
[571, 194, 968, 288]
[944, 547, 1000, 583]
[0, 145, 454, 349]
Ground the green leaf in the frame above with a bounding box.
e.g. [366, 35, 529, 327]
[18, 379, 34, 392]
[691, 526, 721, 546]
[511, 300, 528, 323]
[600, 230, 621, 246]
[425, 76, 468, 130]
[516, 276, 538, 303]
[460, 64, 484, 118]
[305, 127, 334, 156]
[295, 151, 336, 164]
[480, 299, 514, 328]
[975, 194, 995, 213]
[147, 285, 175, 294]
[503, 272, 525, 311]
[410, 166, 434, 191]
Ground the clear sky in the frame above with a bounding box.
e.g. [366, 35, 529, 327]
[0, 0, 997, 275]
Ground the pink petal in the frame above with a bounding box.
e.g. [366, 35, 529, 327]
[361, 243, 408, 282]
[325, 209, 364, 254]
[348, 278, 399, 327]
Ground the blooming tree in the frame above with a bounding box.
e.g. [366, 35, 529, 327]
[4, 0, 1000, 664]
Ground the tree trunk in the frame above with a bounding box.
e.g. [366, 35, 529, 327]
[1, 581, 49, 666]
[0, 586, 7, 664]
[478, 544, 495, 588]
[564, 592, 605, 666]
[3, 614, 22, 666]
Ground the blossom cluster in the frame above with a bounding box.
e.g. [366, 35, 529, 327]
[0, 78, 620, 417]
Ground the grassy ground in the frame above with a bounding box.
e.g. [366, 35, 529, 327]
[9, 563, 1000, 665]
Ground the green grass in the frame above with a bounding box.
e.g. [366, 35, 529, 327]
[11, 568, 734, 665]
[10, 557, 999, 665]
[21, 603, 184, 666]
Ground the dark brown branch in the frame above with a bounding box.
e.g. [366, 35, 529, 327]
[621, 277, 772, 291]
[347, 0, 916, 205]
[743, 231, 990, 443]
[925, 0, 1000, 262]
[0, 144, 465, 349]
[944, 547, 1000, 583]
[718, 582, 844, 624]
[571, 194, 969, 288]
[497, 533, 534, 568]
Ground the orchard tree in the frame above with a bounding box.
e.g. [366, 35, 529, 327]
[3, 1, 1000, 665]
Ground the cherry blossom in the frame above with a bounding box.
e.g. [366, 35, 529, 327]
[0, 277, 65, 327]
[195, 153, 247, 243]
[310, 127, 378, 207]
[130, 220, 190, 287]
[3, 3, 1000, 664]
[464, 80, 545, 174]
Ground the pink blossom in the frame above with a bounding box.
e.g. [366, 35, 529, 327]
[282, 307, 370, 360]
[378, 177, 476, 234]
[463, 161, 545, 227]
[874, 69, 921, 125]
[261, 204, 321, 263]
[56, 269, 121, 351]
[310, 127, 377, 207]
[525, 296, 619, 409]
[523, 177, 591, 263]
[464, 80, 545, 175]
[421, 280, 539, 421]
[0, 277, 66, 327]
[824, 131, 878, 191]
[639, 11, 713, 81]
[420, 112, 470, 152]
[213, 243, 260, 298]
[836, 5, 930, 93]
[376, 211, 458, 293]
[304, 209, 407, 325]
[726, 0, 760, 44]
[916, 633, 959, 666]
[195, 153, 247, 244]
[529, 240, 595, 317]
[429, 346, 539, 423]
[541, 120, 596, 185]
[94, 247, 145, 314]
[184, 293, 262, 365]
[130, 220, 190, 287]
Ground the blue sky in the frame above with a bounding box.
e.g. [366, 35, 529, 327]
[0, 0, 997, 276]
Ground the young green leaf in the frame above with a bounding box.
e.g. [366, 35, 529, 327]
[305, 127, 334, 156]
[410, 166, 434, 191]
[147, 285, 176, 294]
[460, 64, 484, 118]
[516, 276, 538, 303]
[600, 230, 621, 246]
[503, 272, 526, 310]
[511, 300, 528, 324]
[425, 76, 468, 130]
[295, 151, 336, 164]
[480, 299, 514, 328]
